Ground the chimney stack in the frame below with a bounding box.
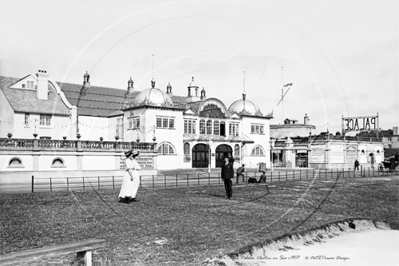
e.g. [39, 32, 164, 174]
[36, 70, 49, 100]
[304, 113, 310, 125]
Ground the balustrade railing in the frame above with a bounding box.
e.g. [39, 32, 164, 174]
[0, 138, 156, 152]
[0, 138, 34, 148]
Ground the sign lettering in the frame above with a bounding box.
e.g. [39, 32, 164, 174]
[342, 116, 378, 133]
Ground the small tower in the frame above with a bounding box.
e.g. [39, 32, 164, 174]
[166, 82, 173, 95]
[200, 87, 206, 100]
[83, 71, 90, 87]
[127, 77, 134, 94]
[186, 77, 200, 102]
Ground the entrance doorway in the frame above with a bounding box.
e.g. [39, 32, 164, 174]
[192, 144, 209, 168]
[215, 144, 232, 168]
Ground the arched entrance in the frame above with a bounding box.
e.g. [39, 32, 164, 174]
[192, 144, 209, 168]
[215, 144, 232, 167]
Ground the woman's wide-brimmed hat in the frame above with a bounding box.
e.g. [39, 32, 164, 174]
[125, 149, 140, 157]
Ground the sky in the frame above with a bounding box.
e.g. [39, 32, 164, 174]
[0, 0, 398, 134]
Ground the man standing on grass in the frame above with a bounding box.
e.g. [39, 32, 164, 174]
[221, 157, 234, 199]
[354, 159, 360, 171]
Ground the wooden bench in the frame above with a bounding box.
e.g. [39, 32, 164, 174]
[0, 239, 106, 266]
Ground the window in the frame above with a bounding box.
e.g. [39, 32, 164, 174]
[51, 158, 65, 168]
[129, 117, 140, 129]
[229, 123, 239, 137]
[24, 113, 30, 126]
[234, 144, 240, 156]
[213, 121, 220, 135]
[157, 142, 175, 155]
[251, 145, 265, 156]
[251, 124, 264, 134]
[8, 157, 23, 168]
[199, 119, 205, 134]
[156, 117, 175, 129]
[388, 137, 392, 141]
[184, 119, 196, 134]
[184, 143, 190, 155]
[40, 114, 51, 126]
[206, 120, 212, 135]
[27, 81, 34, 89]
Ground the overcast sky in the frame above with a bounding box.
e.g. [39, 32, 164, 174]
[1, 0, 398, 133]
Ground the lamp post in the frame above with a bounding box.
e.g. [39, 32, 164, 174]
[269, 138, 275, 172]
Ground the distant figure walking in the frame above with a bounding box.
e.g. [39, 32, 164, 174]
[119, 150, 141, 203]
[236, 164, 245, 184]
[221, 157, 234, 199]
[354, 159, 360, 171]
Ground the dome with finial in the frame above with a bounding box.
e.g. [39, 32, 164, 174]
[133, 80, 174, 107]
[228, 93, 263, 116]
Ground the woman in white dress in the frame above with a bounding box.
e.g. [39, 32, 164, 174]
[119, 149, 141, 203]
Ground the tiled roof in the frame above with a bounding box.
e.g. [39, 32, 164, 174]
[58, 81, 190, 117]
[0, 76, 70, 115]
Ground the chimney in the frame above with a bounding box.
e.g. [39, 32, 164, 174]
[393, 126, 398, 135]
[36, 70, 49, 100]
[304, 113, 310, 125]
[83, 71, 90, 87]
[127, 77, 134, 94]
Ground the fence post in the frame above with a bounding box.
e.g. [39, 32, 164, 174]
[187, 174, 189, 187]
[164, 174, 166, 188]
[208, 173, 210, 186]
[286, 171, 288, 181]
[198, 173, 200, 186]
[50, 178, 52, 192]
[31, 175, 34, 193]
[67, 177, 69, 191]
[112, 176, 115, 190]
[343, 168, 344, 178]
[152, 175, 154, 189]
[98, 176, 100, 190]
[176, 174, 178, 188]
[300, 170, 301, 180]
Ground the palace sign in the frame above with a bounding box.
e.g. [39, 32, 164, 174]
[342, 115, 379, 133]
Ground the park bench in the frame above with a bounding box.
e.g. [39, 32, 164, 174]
[0, 239, 106, 266]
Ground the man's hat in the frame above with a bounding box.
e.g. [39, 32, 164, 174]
[132, 150, 140, 156]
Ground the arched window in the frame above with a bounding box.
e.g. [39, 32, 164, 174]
[213, 121, 220, 135]
[234, 144, 240, 156]
[184, 143, 190, 155]
[206, 120, 212, 135]
[8, 157, 23, 168]
[199, 120, 205, 134]
[51, 158, 65, 168]
[157, 142, 176, 155]
[251, 145, 265, 156]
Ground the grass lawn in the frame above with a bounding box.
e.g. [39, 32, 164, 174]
[1, 175, 398, 265]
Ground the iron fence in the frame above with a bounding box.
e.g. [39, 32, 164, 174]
[0, 166, 397, 193]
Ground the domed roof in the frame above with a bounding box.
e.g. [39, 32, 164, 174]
[228, 94, 263, 116]
[188, 77, 198, 88]
[133, 84, 174, 107]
